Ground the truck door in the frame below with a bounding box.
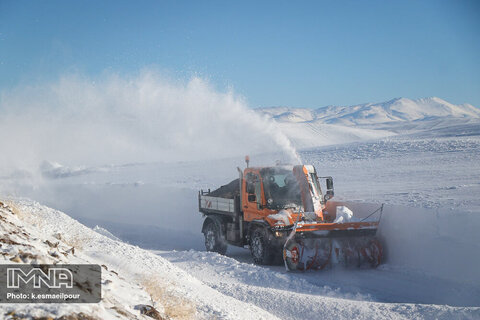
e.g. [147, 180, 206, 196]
[243, 172, 263, 221]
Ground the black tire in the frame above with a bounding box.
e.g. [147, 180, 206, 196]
[272, 248, 285, 265]
[249, 228, 275, 265]
[203, 221, 227, 255]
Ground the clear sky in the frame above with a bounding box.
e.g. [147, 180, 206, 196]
[1, 0, 479, 108]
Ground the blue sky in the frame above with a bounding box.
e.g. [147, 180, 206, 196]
[1, 0, 479, 108]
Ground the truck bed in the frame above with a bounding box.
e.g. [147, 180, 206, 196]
[199, 179, 240, 216]
[199, 195, 235, 214]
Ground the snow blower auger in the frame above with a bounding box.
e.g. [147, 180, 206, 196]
[283, 204, 384, 271]
[198, 156, 384, 271]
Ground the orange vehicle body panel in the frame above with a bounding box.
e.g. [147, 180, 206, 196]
[241, 167, 379, 233]
[242, 168, 277, 222]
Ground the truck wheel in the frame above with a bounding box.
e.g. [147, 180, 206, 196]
[204, 221, 227, 255]
[250, 228, 274, 265]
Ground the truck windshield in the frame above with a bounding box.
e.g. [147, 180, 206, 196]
[261, 168, 303, 210]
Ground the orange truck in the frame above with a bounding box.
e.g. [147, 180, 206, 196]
[198, 157, 383, 271]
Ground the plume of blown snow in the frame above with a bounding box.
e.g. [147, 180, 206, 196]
[0, 71, 300, 176]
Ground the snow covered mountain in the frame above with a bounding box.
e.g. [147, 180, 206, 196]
[256, 97, 480, 148]
[257, 97, 480, 126]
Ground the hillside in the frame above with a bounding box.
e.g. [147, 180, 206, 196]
[255, 97, 480, 148]
[0, 200, 277, 320]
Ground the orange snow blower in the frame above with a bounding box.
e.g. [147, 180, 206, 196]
[198, 156, 383, 271]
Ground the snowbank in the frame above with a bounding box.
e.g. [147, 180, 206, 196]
[327, 201, 480, 286]
[380, 204, 480, 285]
[1, 198, 279, 319]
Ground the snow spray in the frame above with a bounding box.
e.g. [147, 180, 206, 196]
[0, 71, 301, 170]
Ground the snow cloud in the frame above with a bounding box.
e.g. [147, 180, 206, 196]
[0, 71, 300, 173]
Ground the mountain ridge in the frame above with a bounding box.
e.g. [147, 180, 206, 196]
[256, 97, 480, 126]
[254, 97, 480, 149]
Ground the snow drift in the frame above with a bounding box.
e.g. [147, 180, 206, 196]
[327, 200, 480, 287]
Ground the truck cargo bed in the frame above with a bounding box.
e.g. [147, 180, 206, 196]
[199, 195, 235, 213]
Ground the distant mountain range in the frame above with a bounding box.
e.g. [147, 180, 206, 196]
[257, 97, 480, 125]
[255, 97, 480, 149]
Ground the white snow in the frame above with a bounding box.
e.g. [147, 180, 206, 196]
[256, 97, 480, 149]
[257, 97, 480, 126]
[2, 199, 479, 319]
[267, 209, 292, 225]
[92, 225, 122, 241]
[333, 206, 356, 223]
[0, 200, 279, 319]
[327, 200, 480, 287]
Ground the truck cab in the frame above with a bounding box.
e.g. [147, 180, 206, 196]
[242, 165, 333, 224]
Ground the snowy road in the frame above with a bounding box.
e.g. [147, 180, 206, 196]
[222, 248, 480, 307]
[155, 248, 480, 319]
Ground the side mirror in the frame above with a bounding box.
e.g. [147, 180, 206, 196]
[248, 194, 256, 202]
[323, 177, 334, 202]
[326, 177, 334, 190]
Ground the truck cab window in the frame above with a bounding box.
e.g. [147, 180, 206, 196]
[261, 168, 302, 210]
[245, 173, 258, 200]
